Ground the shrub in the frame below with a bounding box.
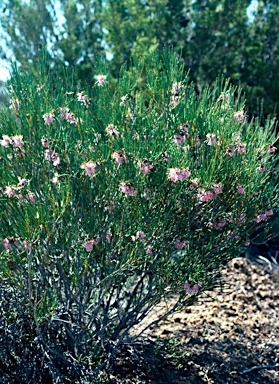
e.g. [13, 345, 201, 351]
[0, 50, 278, 382]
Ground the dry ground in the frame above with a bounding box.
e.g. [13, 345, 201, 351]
[105, 255, 279, 384]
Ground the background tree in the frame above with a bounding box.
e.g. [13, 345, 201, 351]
[0, 0, 105, 83]
[240, 0, 279, 117]
[1, 0, 279, 117]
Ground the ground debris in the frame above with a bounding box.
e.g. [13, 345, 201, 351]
[106, 257, 279, 383]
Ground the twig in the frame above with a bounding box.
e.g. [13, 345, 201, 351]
[240, 363, 279, 375]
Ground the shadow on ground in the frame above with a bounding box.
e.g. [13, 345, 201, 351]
[105, 257, 279, 384]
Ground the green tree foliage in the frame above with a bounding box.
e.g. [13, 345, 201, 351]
[1, 0, 105, 83]
[102, 0, 186, 75]
[1, 0, 279, 117]
[240, 0, 279, 117]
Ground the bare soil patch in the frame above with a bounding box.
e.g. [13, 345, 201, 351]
[105, 256, 279, 383]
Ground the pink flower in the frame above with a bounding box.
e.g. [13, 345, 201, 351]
[234, 111, 244, 123]
[45, 150, 60, 167]
[105, 124, 119, 137]
[82, 237, 100, 251]
[59, 107, 77, 124]
[189, 179, 199, 189]
[238, 214, 246, 224]
[65, 112, 78, 124]
[59, 107, 69, 119]
[143, 188, 151, 199]
[171, 82, 183, 95]
[51, 173, 59, 184]
[106, 232, 112, 243]
[11, 135, 24, 147]
[120, 95, 128, 106]
[268, 146, 276, 153]
[119, 182, 137, 196]
[1, 135, 11, 147]
[170, 95, 180, 108]
[167, 168, 191, 182]
[3, 238, 12, 249]
[26, 192, 36, 203]
[205, 133, 217, 146]
[245, 240, 250, 246]
[213, 183, 222, 195]
[174, 134, 187, 146]
[265, 209, 273, 216]
[4, 186, 16, 198]
[95, 75, 107, 86]
[179, 123, 189, 135]
[146, 245, 153, 254]
[219, 92, 230, 101]
[52, 153, 61, 167]
[254, 213, 267, 223]
[175, 239, 187, 250]
[45, 149, 53, 161]
[83, 241, 93, 252]
[43, 113, 55, 125]
[131, 231, 146, 242]
[80, 161, 100, 176]
[18, 177, 28, 187]
[225, 148, 235, 157]
[197, 189, 215, 202]
[237, 143, 246, 154]
[216, 219, 226, 228]
[206, 222, 214, 228]
[237, 185, 245, 194]
[141, 161, 153, 174]
[77, 92, 89, 106]
[41, 137, 49, 148]
[112, 152, 126, 164]
[184, 281, 200, 296]
[126, 111, 134, 121]
[23, 240, 30, 251]
[257, 165, 265, 172]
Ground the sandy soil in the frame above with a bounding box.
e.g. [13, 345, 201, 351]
[105, 256, 279, 383]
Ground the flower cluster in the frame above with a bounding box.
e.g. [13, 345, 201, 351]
[59, 107, 78, 125]
[43, 113, 55, 125]
[167, 168, 191, 182]
[170, 82, 185, 107]
[254, 209, 273, 223]
[82, 236, 100, 252]
[3, 237, 30, 251]
[1, 135, 24, 147]
[45, 149, 60, 167]
[95, 75, 107, 87]
[173, 123, 189, 146]
[184, 281, 200, 296]
[140, 160, 153, 174]
[3, 181, 35, 204]
[175, 239, 187, 250]
[105, 124, 119, 137]
[77, 92, 89, 107]
[80, 161, 100, 177]
[131, 231, 146, 242]
[234, 111, 245, 123]
[119, 182, 137, 196]
[205, 133, 217, 146]
[112, 151, 127, 164]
